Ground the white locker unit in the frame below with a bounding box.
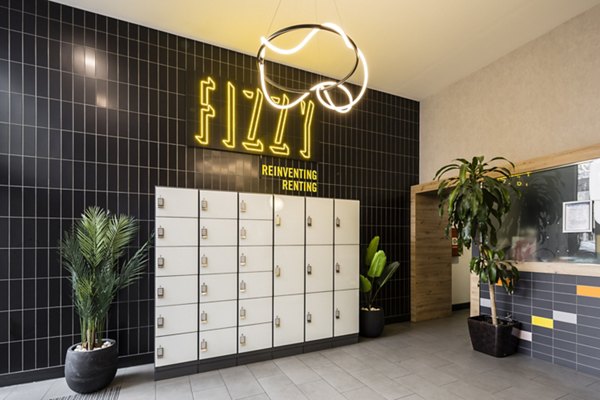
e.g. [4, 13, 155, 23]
[155, 187, 199, 368]
[199, 190, 238, 360]
[333, 199, 360, 337]
[237, 193, 273, 353]
[154, 188, 361, 377]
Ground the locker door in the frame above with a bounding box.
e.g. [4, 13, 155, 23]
[238, 323, 272, 353]
[239, 272, 272, 299]
[199, 328, 237, 359]
[334, 245, 359, 290]
[273, 195, 305, 245]
[305, 292, 333, 341]
[274, 246, 304, 296]
[155, 276, 198, 306]
[155, 304, 198, 337]
[199, 246, 237, 275]
[199, 274, 237, 303]
[306, 198, 333, 245]
[199, 300, 237, 331]
[239, 193, 273, 220]
[238, 246, 272, 273]
[334, 289, 359, 336]
[156, 218, 198, 247]
[334, 199, 360, 245]
[305, 245, 333, 293]
[199, 219, 238, 246]
[274, 294, 304, 347]
[155, 332, 198, 367]
[199, 190, 237, 219]
[156, 246, 198, 276]
[238, 298, 272, 326]
[239, 220, 273, 246]
[155, 187, 198, 218]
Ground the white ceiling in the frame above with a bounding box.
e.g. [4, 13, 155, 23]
[53, 0, 600, 100]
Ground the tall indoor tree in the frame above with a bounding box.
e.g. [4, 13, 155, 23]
[435, 156, 520, 326]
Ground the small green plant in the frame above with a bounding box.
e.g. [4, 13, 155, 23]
[435, 156, 520, 326]
[359, 236, 400, 310]
[60, 207, 151, 350]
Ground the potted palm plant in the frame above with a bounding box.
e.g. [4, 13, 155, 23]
[60, 207, 151, 393]
[435, 156, 520, 357]
[359, 236, 400, 338]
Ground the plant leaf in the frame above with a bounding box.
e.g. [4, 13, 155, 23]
[359, 275, 372, 293]
[367, 250, 386, 278]
[365, 236, 380, 267]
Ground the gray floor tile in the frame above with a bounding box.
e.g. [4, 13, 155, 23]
[297, 379, 346, 400]
[248, 360, 284, 379]
[275, 356, 321, 385]
[192, 386, 232, 400]
[220, 365, 264, 400]
[189, 370, 225, 392]
[342, 386, 386, 400]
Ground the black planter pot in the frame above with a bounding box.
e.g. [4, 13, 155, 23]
[467, 316, 520, 357]
[64, 338, 118, 394]
[359, 308, 385, 338]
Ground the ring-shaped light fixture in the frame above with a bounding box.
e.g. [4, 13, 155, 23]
[257, 23, 368, 114]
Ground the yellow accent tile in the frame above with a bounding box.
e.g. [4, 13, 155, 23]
[577, 285, 600, 298]
[532, 315, 554, 329]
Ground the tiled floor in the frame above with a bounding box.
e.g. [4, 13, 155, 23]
[3, 310, 600, 400]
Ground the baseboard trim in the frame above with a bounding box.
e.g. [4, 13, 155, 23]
[452, 302, 470, 311]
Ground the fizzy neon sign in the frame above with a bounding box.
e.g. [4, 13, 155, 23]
[187, 73, 317, 160]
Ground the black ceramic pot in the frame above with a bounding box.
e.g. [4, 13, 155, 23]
[64, 338, 118, 394]
[467, 316, 520, 357]
[359, 308, 385, 338]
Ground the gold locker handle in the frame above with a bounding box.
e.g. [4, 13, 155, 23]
[275, 266, 281, 277]
[240, 334, 246, 345]
[275, 215, 281, 226]
[157, 226, 164, 238]
[336, 217, 341, 227]
[201, 255, 208, 268]
[307, 264, 312, 275]
[201, 311, 207, 323]
[200, 339, 207, 352]
[157, 316, 164, 327]
[157, 256, 165, 268]
[335, 263, 341, 273]
[240, 227, 247, 240]
[336, 308, 340, 319]
[240, 307, 246, 319]
[307, 312, 312, 323]
[240, 253, 247, 266]
[201, 227, 208, 240]
[156, 346, 164, 358]
[307, 216, 312, 227]
[240, 280, 246, 293]
[201, 283, 208, 296]
[157, 196, 165, 208]
[275, 316, 281, 327]
[240, 200, 247, 213]
[157, 287, 164, 297]
[201, 198, 208, 211]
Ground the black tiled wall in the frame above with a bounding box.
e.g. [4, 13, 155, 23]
[0, 0, 419, 382]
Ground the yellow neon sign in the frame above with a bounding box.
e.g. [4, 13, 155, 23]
[190, 75, 317, 160]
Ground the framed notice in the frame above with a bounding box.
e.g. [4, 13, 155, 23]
[562, 200, 593, 233]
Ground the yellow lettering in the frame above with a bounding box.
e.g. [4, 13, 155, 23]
[222, 81, 236, 148]
[194, 77, 216, 145]
[242, 89, 264, 152]
[261, 164, 268, 176]
[300, 100, 315, 159]
[270, 94, 290, 156]
[282, 180, 288, 190]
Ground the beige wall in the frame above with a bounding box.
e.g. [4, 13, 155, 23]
[420, 4, 600, 183]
